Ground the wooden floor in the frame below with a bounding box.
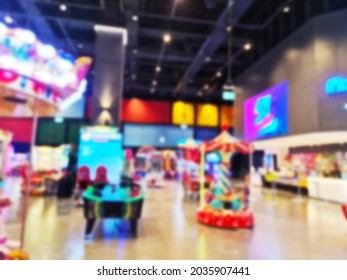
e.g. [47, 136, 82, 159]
[2, 177, 347, 260]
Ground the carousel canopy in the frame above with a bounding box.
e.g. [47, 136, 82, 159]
[203, 128, 253, 154]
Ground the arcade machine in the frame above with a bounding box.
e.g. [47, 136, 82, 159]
[162, 149, 178, 180]
[134, 146, 156, 179]
[177, 139, 201, 200]
[77, 126, 145, 238]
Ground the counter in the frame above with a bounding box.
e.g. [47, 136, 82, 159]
[307, 177, 347, 204]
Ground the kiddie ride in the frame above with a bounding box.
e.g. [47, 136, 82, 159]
[197, 127, 255, 230]
[83, 174, 144, 238]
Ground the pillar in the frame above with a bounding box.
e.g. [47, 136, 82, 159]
[92, 26, 127, 126]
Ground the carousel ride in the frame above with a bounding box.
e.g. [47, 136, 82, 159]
[197, 127, 255, 229]
[0, 22, 92, 258]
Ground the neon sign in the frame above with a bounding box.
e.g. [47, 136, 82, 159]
[325, 77, 347, 94]
[244, 81, 289, 141]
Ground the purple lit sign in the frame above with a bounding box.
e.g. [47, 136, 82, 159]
[244, 81, 289, 141]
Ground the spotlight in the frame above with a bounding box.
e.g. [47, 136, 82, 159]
[244, 43, 252, 51]
[152, 80, 157, 86]
[226, 25, 232, 32]
[155, 66, 161, 73]
[197, 91, 202, 96]
[216, 71, 222, 78]
[60, 4, 67, 11]
[204, 84, 209, 90]
[78, 44, 83, 49]
[163, 33, 172, 43]
[132, 15, 139, 22]
[205, 56, 211, 63]
[4, 16, 13, 24]
[150, 88, 155, 93]
[283, 6, 291, 13]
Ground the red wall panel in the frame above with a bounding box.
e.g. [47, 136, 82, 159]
[0, 118, 33, 142]
[122, 99, 171, 124]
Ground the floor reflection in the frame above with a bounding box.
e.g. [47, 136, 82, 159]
[3, 176, 347, 260]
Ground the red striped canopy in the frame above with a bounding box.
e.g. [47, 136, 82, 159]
[202, 130, 253, 154]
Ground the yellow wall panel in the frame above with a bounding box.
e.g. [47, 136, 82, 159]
[172, 101, 195, 125]
[220, 106, 234, 127]
[197, 104, 219, 127]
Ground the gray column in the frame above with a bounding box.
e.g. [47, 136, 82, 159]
[92, 26, 127, 126]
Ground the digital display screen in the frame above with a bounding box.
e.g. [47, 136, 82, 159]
[244, 81, 289, 141]
[123, 124, 194, 148]
[78, 126, 124, 184]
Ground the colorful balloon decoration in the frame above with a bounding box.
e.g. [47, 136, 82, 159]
[0, 22, 92, 109]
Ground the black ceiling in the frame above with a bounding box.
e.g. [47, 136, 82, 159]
[1, 0, 347, 104]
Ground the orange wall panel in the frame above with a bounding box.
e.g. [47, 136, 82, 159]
[122, 99, 171, 124]
[197, 104, 219, 127]
[172, 101, 195, 125]
[220, 106, 234, 127]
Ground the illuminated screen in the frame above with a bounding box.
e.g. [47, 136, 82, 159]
[222, 91, 235, 101]
[244, 81, 289, 141]
[78, 126, 124, 184]
[123, 124, 194, 148]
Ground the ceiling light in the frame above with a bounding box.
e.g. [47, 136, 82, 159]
[163, 33, 172, 43]
[216, 71, 222, 78]
[152, 80, 157, 86]
[78, 44, 83, 49]
[4, 16, 13, 24]
[155, 66, 161, 73]
[204, 84, 209, 90]
[150, 88, 155, 93]
[60, 4, 67, 11]
[132, 15, 139, 22]
[226, 25, 232, 32]
[283, 6, 291, 13]
[244, 43, 252, 51]
[205, 56, 211, 63]
[197, 91, 202, 96]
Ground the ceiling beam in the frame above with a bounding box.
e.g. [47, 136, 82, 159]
[176, 0, 254, 92]
[138, 12, 261, 30]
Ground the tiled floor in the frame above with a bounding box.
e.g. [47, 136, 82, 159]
[2, 177, 347, 260]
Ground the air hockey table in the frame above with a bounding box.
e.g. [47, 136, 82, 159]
[83, 180, 144, 238]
